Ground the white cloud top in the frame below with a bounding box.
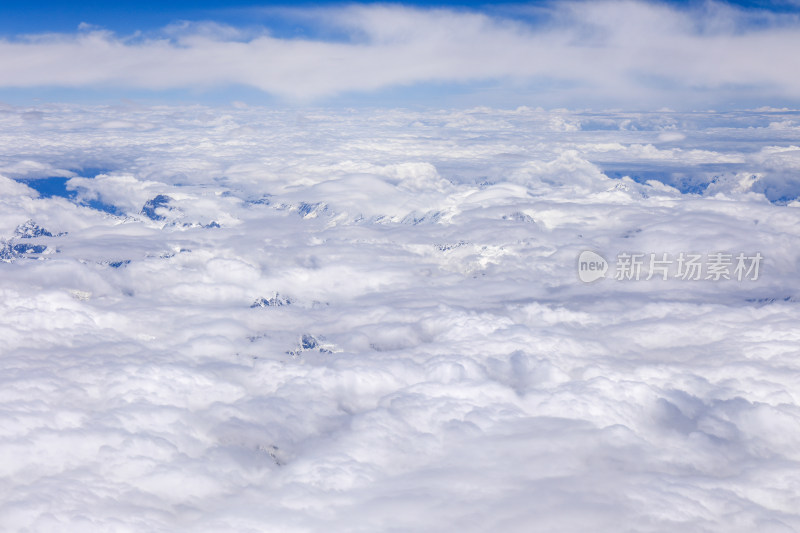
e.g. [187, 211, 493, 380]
[1, 104, 800, 530]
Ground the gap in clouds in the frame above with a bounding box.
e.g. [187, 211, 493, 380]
[14, 173, 124, 215]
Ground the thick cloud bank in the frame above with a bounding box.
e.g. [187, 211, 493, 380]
[2, 1, 800, 107]
[1, 104, 800, 531]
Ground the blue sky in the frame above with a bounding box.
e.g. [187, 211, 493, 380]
[6, 1, 501, 35]
[1, 0, 799, 109]
[4, 1, 799, 35]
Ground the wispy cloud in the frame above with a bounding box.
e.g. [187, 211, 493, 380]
[1, 1, 800, 106]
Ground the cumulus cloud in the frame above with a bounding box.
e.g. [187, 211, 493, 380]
[1, 1, 800, 106]
[2, 103, 800, 531]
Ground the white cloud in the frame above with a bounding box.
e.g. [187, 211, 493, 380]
[1, 104, 800, 530]
[0, 2, 799, 106]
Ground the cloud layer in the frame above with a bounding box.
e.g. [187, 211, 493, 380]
[2, 1, 800, 106]
[1, 104, 800, 530]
